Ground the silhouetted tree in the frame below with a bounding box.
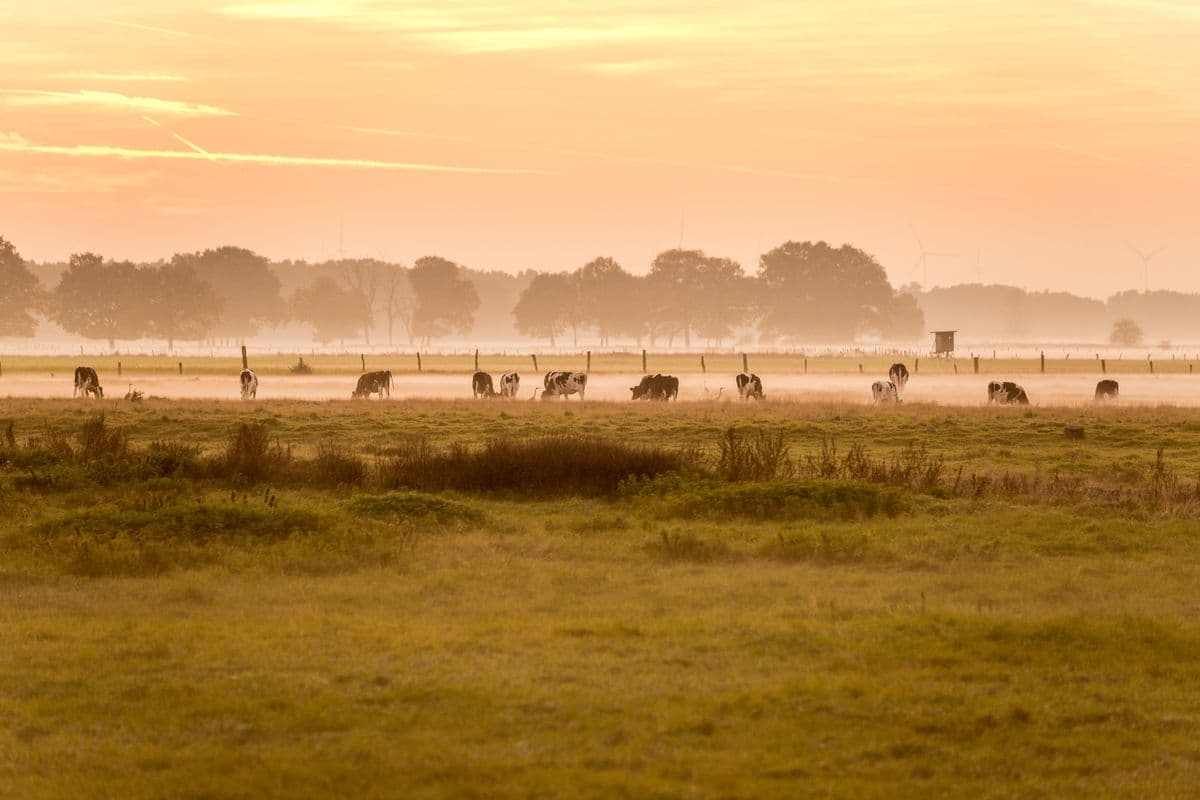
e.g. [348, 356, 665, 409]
[290, 276, 369, 344]
[171, 246, 284, 340]
[648, 249, 747, 348]
[145, 262, 223, 349]
[513, 272, 577, 346]
[757, 241, 899, 342]
[409, 256, 480, 346]
[0, 236, 42, 337]
[51, 253, 148, 348]
[577, 257, 638, 346]
[877, 292, 925, 340]
[1109, 318, 1144, 347]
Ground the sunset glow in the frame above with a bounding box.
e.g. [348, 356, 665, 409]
[4, 1, 1198, 295]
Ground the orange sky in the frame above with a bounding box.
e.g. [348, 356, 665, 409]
[2, 1, 1198, 296]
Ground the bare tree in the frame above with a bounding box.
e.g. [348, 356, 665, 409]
[339, 259, 383, 344]
[380, 263, 416, 346]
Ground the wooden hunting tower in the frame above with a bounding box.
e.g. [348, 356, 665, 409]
[932, 330, 957, 355]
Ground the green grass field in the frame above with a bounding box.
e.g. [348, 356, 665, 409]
[1, 350, 1195, 376]
[3, 398, 1200, 798]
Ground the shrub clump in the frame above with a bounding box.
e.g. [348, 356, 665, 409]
[624, 475, 907, 520]
[378, 435, 691, 496]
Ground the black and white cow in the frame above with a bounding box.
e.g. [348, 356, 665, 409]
[542, 371, 587, 400]
[630, 373, 679, 401]
[472, 371, 495, 398]
[872, 380, 899, 404]
[735, 372, 763, 400]
[499, 372, 520, 398]
[73, 366, 103, 399]
[239, 368, 258, 400]
[888, 363, 909, 394]
[987, 380, 1030, 405]
[1095, 379, 1119, 402]
[352, 370, 392, 399]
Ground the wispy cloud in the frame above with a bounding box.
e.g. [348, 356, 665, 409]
[105, 19, 234, 46]
[0, 165, 160, 194]
[577, 59, 686, 77]
[56, 72, 191, 83]
[0, 135, 556, 174]
[1, 89, 234, 117]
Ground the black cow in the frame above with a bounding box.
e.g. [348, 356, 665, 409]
[987, 380, 1030, 405]
[736, 372, 763, 400]
[630, 373, 679, 401]
[888, 363, 909, 393]
[1095, 379, 1119, 402]
[542, 371, 587, 400]
[73, 366, 103, 399]
[352, 370, 392, 399]
[472, 371, 495, 398]
[239, 368, 258, 400]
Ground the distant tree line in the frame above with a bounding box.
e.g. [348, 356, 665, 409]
[4, 232, 1198, 349]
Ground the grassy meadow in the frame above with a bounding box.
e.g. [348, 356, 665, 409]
[3, 397, 1200, 797]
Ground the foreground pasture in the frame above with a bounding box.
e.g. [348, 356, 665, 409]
[2, 399, 1200, 798]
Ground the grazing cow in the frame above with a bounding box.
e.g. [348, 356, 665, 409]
[499, 372, 520, 398]
[1095, 379, 1120, 402]
[472, 371, 496, 398]
[735, 372, 764, 400]
[630, 373, 679, 401]
[352, 370, 393, 399]
[987, 380, 1030, 405]
[73, 366, 103, 399]
[888, 363, 910, 393]
[239, 368, 258, 400]
[872, 380, 899, 404]
[541, 371, 587, 400]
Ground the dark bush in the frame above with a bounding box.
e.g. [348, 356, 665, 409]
[378, 435, 690, 496]
[344, 492, 484, 525]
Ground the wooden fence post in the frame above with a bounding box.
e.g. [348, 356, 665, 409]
[1101, 359, 1107, 374]
[531, 354, 538, 372]
[241, 346, 248, 370]
[953, 363, 958, 374]
[178, 362, 183, 375]
[804, 358, 808, 374]
[586, 351, 591, 372]
[117, 361, 122, 377]
[700, 355, 706, 373]
[1149, 361, 1154, 374]
[914, 357, 919, 374]
[474, 349, 479, 371]
[361, 354, 366, 372]
[973, 356, 980, 374]
[416, 353, 422, 372]
[858, 363, 863, 373]
[1040, 352, 1045, 373]
[741, 353, 748, 373]
[642, 349, 647, 373]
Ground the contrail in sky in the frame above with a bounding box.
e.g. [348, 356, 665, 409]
[0, 137, 556, 174]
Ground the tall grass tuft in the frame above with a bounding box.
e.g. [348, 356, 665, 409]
[716, 427, 793, 481]
[76, 414, 128, 462]
[216, 423, 291, 484]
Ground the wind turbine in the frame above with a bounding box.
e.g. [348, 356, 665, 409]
[910, 228, 959, 288]
[1128, 244, 1164, 293]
